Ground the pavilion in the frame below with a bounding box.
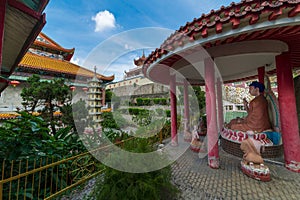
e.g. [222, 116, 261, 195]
[143, 0, 300, 172]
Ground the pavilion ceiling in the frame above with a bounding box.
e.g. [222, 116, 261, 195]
[0, 0, 48, 92]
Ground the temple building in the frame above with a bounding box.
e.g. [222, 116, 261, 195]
[107, 52, 169, 99]
[123, 51, 146, 80]
[0, 32, 114, 115]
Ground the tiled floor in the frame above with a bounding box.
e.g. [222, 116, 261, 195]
[171, 147, 300, 200]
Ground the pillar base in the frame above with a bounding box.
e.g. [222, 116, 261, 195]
[184, 129, 192, 142]
[170, 141, 179, 147]
[208, 156, 220, 169]
[285, 160, 300, 173]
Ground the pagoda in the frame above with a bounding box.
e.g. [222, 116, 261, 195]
[87, 66, 104, 123]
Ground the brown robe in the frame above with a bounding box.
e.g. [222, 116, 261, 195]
[230, 94, 271, 132]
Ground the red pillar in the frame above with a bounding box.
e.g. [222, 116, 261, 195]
[258, 66, 265, 84]
[205, 58, 219, 169]
[170, 74, 178, 146]
[216, 78, 224, 130]
[0, 0, 7, 71]
[183, 80, 190, 131]
[276, 52, 300, 173]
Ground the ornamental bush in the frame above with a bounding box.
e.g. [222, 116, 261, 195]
[90, 138, 179, 200]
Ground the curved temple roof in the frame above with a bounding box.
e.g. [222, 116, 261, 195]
[18, 52, 115, 81]
[143, 0, 300, 85]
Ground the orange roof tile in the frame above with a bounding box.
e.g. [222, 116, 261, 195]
[0, 113, 20, 119]
[19, 52, 114, 81]
[0, 111, 62, 120]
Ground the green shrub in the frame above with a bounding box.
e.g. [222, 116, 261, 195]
[90, 138, 179, 200]
[165, 110, 171, 117]
[0, 112, 87, 199]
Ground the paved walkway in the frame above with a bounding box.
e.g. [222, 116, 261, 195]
[171, 148, 300, 200]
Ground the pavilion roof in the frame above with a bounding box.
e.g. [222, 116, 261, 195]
[145, 0, 300, 65]
[143, 0, 300, 84]
[18, 52, 114, 81]
[0, 0, 49, 92]
[32, 32, 75, 61]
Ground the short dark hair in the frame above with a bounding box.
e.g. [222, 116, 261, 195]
[249, 81, 265, 92]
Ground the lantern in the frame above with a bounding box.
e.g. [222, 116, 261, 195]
[10, 80, 20, 87]
[70, 86, 76, 91]
[82, 87, 88, 92]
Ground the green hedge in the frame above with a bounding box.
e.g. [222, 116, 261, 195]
[136, 97, 168, 106]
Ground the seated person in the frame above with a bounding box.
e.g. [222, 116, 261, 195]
[226, 81, 272, 132]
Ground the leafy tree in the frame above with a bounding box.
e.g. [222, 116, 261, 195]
[178, 85, 206, 112]
[0, 112, 85, 160]
[21, 75, 72, 135]
[60, 99, 89, 131]
[105, 89, 113, 102]
[192, 86, 206, 111]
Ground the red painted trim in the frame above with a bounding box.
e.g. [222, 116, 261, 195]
[215, 22, 222, 33]
[249, 14, 259, 25]
[0, 0, 6, 73]
[7, 0, 46, 19]
[0, 77, 9, 83]
[201, 27, 208, 38]
[258, 66, 265, 84]
[269, 7, 283, 21]
[288, 4, 300, 17]
[230, 18, 240, 29]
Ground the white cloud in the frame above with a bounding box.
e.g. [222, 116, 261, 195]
[70, 57, 81, 65]
[92, 10, 116, 32]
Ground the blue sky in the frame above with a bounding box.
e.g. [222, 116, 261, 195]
[42, 0, 239, 81]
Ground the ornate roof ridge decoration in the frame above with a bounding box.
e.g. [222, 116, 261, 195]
[144, 0, 300, 66]
[134, 50, 146, 66]
[32, 32, 75, 61]
[18, 52, 114, 81]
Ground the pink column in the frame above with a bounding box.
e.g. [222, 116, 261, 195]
[258, 66, 265, 84]
[183, 80, 192, 142]
[0, 0, 6, 71]
[276, 52, 300, 173]
[205, 58, 219, 169]
[183, 80, 190, 130]
[170, 74, 178, 146]
[216, 78, 224, 130]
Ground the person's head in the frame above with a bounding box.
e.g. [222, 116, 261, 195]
[249, 81, 265, 96]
